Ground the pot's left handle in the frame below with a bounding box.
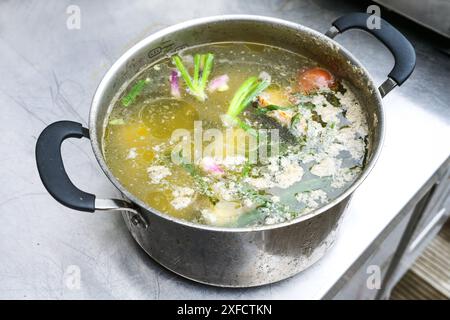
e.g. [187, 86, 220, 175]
[36, 121, 147, 227]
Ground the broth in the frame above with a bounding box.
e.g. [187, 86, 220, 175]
[103, 42, 368, 227]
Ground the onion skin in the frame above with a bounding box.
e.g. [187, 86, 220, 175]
[208, 74, 230, 93]
[170, 70, 181, 98]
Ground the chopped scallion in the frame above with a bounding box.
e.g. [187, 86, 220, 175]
[172, 53, 214, 101]
[121, 78, 149, 107]
[225, 76, 270, 135]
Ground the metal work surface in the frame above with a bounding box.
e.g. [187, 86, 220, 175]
[0, 0, 449, 299]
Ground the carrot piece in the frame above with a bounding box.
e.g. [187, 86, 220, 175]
[297, 67, 335, 94]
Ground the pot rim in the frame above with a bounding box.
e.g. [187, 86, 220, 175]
[89, 14, 385, 233]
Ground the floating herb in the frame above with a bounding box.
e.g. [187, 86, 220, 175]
[279, 177, 331, 204]
[121, 78, 149, 107]
[254, 104, 286, 114]
[333, 81, 347, 95]
[224, 115, 258, 137]
[172, 53, 214, 101]
[311, 110, 326, 127]
[241, 161, 252, 178]
[225, 76, 271, 136]
[109, 118, 125, 125]
[227, 76, 270, 118]
[300, 101, 316, 110]
[324, 92, 340, 108]
[179, 161, 219, 205]
[290, 113, 302, 128]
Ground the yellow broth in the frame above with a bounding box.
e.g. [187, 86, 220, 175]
[103, 42, 368, 227]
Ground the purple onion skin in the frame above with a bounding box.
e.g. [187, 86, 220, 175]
[208, 74, 229, 92]
[170, 70, 181, 98]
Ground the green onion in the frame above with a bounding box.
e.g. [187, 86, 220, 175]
[172, 53, 214, 101]
[241, 161, 252, 178]
[200, 54, 214, 90]
[227, 77, 270, 118]
[225, 76, 270, 136]
[240, 80, 270, 110]
[231, 116, 258, 137]
[121, 78, 149, 107]
[255, 104, 286, 114]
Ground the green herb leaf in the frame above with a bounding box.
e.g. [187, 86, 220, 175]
[256, 104, 287, 114]
[290, 113, 301, 128]
[279, 177, 331, 204]
[179, 160, 218, 204]
[225, 75, 271, 136]
[121, 78, 149, 107]
[199, 53, 214, 91]
[301, 101, 316, 110]
[241, 161, 252, 178]
[240, 79, 270, 110]
[324, 92, 340, 108]
[232, 116, 258, 137]
[172, 53, 214, 101]
[227, 77, 259, 118]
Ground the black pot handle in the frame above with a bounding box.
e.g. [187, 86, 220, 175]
[35, 121, 147, 227]
[326, 12, 416, 96]
[36, 121, 95, 212]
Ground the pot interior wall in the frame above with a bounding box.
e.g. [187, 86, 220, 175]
[92, 17, 382, 177]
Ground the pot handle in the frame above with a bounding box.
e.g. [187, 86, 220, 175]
[36, 121, 147, 227]
[325, 12, 416, 97]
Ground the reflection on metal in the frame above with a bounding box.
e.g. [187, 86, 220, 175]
[95, 198, 148, 228]
[325, 26, 339, 39]
[374, 0, 450, 39]
[379, 78, 397, 97]
[375, 183, 439, 299]
[408, 208, 447, 253]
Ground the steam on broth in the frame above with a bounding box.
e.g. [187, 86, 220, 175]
[103, 42, 368, 227]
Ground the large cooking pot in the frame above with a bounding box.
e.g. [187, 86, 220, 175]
[35, 13, 415, 287]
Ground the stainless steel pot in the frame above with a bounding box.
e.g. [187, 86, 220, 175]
[36, 13, 415, 287]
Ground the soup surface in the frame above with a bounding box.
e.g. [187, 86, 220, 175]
[103, 42, 368, 227]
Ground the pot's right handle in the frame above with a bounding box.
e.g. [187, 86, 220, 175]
[326, 12, 416, 97]
[36, 121, 147, 228]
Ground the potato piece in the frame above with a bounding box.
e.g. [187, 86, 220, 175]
[201, 200, 246, 226]
[257, 87, 291, 108]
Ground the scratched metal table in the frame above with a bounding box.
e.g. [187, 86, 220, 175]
[1, 0, 449, 299]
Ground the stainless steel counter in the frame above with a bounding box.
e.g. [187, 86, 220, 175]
[0, 0, 449, 299]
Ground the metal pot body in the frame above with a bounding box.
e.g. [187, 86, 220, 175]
[123, 196, 349, 286]
[36, 15, 415, 287]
